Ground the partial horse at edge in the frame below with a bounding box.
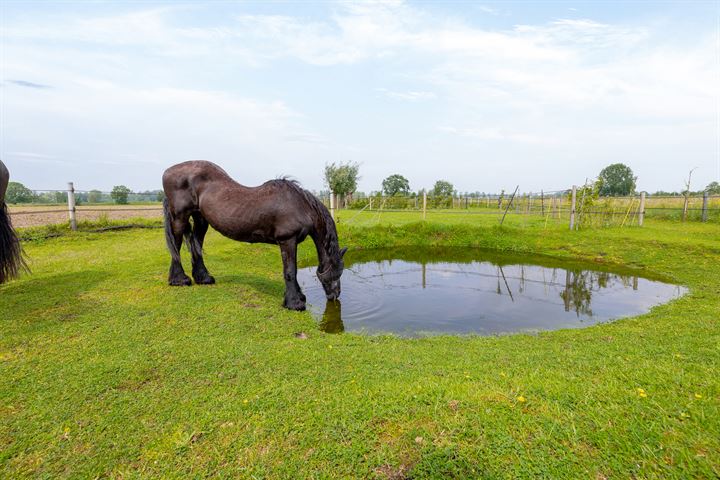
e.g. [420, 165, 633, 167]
[0, 160, 27, 284]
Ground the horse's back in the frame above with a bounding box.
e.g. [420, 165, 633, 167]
[162, 160, 233, 211]
[163, 160, 230, 189]
[162, 161, 318, 243]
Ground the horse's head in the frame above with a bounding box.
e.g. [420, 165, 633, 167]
[317, 247, 347, 301]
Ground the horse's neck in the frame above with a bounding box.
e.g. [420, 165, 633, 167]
[311, 220, 337, 272]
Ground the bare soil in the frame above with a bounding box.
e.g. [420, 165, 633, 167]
[8, 205, 163, 228]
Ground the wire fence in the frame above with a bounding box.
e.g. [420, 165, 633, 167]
[7, 187, 164, 228]
[320, 189, 720, 227]
[6, 184, 719, 229]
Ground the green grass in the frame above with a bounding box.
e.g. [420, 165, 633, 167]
[1, 214, 719, 478]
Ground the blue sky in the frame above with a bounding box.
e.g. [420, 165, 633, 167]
[1, 1, 718, 193]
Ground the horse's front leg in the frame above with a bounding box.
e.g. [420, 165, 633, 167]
[279, 239, 306, 311]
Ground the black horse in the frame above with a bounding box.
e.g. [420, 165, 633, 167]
[162, 160, 346, 310]
[0, 160, 26, 284]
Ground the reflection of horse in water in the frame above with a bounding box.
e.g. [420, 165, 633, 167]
[320, 300, 344, 333]
[0, 160, 26, 284]
[162, 160, 346, 311]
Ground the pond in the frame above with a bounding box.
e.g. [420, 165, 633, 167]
[296, 248, 686, 337]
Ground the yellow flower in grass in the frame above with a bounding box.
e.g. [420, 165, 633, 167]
[637, 388, 647, 398]
[516, 396, 526, 403]
[694, 393, 702, 399]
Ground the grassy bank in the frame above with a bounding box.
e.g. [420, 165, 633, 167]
[1, 217, 718, 478]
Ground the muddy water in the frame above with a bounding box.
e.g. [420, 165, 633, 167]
[297, 248, 686, 337]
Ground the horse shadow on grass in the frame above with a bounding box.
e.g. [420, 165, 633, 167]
[216, 273, 285, 305]
[0, 270, 109, 329]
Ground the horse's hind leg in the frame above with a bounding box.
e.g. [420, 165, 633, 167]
[164, 200, 192, 286]
[188, 212, 215, 285]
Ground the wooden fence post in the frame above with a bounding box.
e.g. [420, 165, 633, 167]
[638, 191, 646, 227]
[682, 194, 689, 221]
[329, 192, 336, 221]
[701, 191, 709, 222]
[569, 185, 577, 230]
[422, 190, 427, 220]
[500, 186, 519, 226]
[67, 182, 77, 231]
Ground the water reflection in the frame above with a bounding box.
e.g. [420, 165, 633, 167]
[320, 300, 344, 333]
[296, 248, 686, 337]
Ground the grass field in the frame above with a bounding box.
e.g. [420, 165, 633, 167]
[1, 213, 719, 478]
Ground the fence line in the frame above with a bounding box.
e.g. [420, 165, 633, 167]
[6, 184, 720, 230]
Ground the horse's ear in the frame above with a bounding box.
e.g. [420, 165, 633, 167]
[340, 247, 348, 258]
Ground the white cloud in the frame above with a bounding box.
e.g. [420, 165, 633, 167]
[438, 126, 558, 145]
[2, 1, 718, 191]
[376, 88, 436, 101]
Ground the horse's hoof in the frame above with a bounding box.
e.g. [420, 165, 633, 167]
[194, 275, 215, 285]
[283, 298, 306, 311]
[169, 276, 192, 286]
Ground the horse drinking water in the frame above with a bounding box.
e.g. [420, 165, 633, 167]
[162, 160, 346, 311]
[0, 160, 27, 284]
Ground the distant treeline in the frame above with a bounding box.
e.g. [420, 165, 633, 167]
[5, 182, 165, 204]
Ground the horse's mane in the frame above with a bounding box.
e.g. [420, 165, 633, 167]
[271, 178, 339, 260]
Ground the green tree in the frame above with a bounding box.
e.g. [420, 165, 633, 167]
[381, 174, 410, 196]
[5, 182, 35, 204]
[432, 180, 454, 197]
[111, 185, 131, 205]
[324, 162, 360, 209]
[88, 190, 103, 203]
[705, 181, 720, 194]
[596, 163, 636, 196]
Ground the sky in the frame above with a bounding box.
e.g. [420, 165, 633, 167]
[1, 0, 719, 194]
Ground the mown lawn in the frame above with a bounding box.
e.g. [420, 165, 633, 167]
[1, 214, 718, 478]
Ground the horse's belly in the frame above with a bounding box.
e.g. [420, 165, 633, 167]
[210, 222, 276, 244]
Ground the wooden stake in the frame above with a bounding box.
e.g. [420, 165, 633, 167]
[422, 190, 427, 220]
[638, 192, 646, 227]
[67, 182, 77, 231]
[329, 192, 336, 221]
[569, 186, 576, 230]
[500, 185, 519, 226]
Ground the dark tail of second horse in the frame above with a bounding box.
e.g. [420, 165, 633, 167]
[0, 202, 27, 284]
[163, 198, 182, 263]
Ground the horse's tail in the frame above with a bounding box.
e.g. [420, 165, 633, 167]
[163, 198, 181, 262]
[0, 201, 27, 284]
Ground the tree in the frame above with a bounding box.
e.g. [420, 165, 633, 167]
[382, 174, 410, 196]
[111, 185, 131, 205]
[88, 190, 103, 203]
[596, 163, 636, 196]
[5, 182, 35, 204]
[705, 181, 720, 194]
[324, 162, 360, 208]
[432, 180, 454, 197]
